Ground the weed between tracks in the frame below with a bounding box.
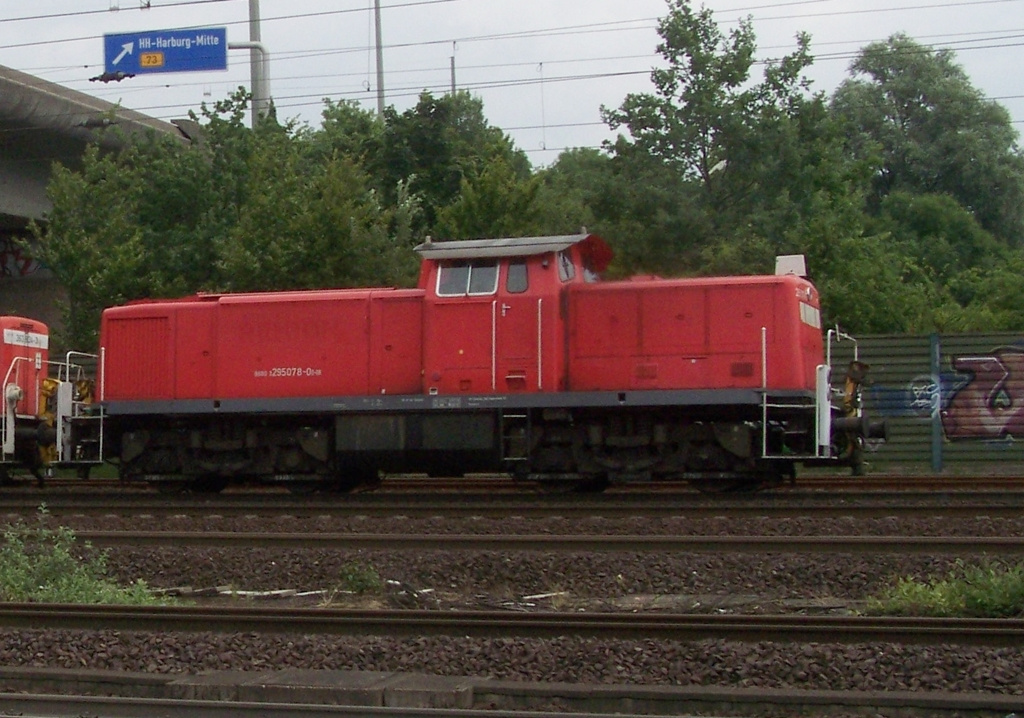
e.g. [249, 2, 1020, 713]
[6, 506, 1024, 618]
[0, 507, 169, 605]
[868, 559, 1024, 617]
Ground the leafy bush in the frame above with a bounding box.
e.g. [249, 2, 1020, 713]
[335, 561, 383, 595]
[867, 560, 1024, 617]
[0, 509, 167, 605]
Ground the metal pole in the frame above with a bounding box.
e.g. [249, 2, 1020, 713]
[249, 0, 268, 123]
[930, 333, 944, 473]
[374, 0, 385, 115]
[230, 42, 270, 124]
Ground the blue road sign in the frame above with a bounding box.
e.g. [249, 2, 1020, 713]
[104, 27, 227, 75]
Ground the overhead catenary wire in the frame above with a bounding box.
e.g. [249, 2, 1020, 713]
[0, 34, 1019, 148]
[44, 23, 1024, 105]
[0, 0, 1019, 155]
[2, 0, 1018, 62]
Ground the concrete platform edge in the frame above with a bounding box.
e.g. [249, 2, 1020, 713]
[0, 666, 1016, 715]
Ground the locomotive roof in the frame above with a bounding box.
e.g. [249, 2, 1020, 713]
[414, 233, 612, 264]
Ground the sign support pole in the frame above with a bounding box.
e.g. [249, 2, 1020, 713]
[248, 0, 269, 123]
[374, 0, 385, 116]
[229, 41, 271, 125]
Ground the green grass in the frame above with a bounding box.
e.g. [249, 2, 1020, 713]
[0, 508, 170, 605]
[866, 559, 1024, 618]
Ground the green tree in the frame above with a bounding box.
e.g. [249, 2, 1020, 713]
[434, 157, 543, 239]
[312, 99, 384, 165]
[811, 232, 943, 333]
[375, 91, 531, 234]
[872, 191, 1003, 284]
[946, 251, 1024, 331]
[216, 145, 419, 291]
[33, 92, 420, 348]
[831, 34, 1024, 244]
[532, 148, 606, 236]
[600, 0, 865, 277]
[603, 0, 769, 186]
[32, 132, 218, 349]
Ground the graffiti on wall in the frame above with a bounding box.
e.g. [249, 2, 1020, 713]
[0, 237, 41, 277]
[942, 346, 1024, 441]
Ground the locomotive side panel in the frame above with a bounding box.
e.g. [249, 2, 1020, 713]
[568, 276, 821, 393]
[103, 289, 426, 402]
[705, 282, 774, 387]
[422, 300, 494, 394]
[765, 276, 825, 391]
[172, 303, 217, 399]
[216, 291, 375, 398]
[100, 305, 175, 401]
[368, 290, 424, 395]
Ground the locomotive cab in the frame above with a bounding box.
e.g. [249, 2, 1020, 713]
[415, 234, 611, 395]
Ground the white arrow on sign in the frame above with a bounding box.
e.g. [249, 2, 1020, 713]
[112, 42, 134, 66]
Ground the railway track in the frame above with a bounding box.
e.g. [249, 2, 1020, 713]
[74, 531, 1024, 554]
[4, 492, 1024, 519]
[0, 694, 570, 718]
[14, 471, 1024, 494]
[1, 603, 1022, 647]
[0, 676, 1018, 718]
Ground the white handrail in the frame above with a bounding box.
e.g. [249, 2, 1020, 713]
[536, 298, 543, 390]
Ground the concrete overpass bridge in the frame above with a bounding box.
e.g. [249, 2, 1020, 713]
[0, 64, 190, 329]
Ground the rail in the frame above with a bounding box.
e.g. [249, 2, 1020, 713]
[4, 489, 1024, 518]
[0, 604, 1019, 646]
[70, 531, 1024, 554]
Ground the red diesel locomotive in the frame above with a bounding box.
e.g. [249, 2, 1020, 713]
[0, 233, 878, 491]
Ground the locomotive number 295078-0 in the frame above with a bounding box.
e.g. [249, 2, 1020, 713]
[253, 367, 324, 378]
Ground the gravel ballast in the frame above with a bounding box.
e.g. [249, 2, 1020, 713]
[4, 509, 1023, 696]
[0, 629, 1022, 695]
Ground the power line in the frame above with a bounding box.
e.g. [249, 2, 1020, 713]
[0, 0, 237, 25]
[1, 0, 1016, 57]
[752, 0, 1024, 23]
[40, 18, 1024, 104]
[1, 0, 1022, 145]
[0, 0, 466, 53]
[89, 34, 1024, 116]
[5, 28, 1021, 136]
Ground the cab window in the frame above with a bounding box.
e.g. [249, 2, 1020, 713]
[506, 261, 528, 294]
[437, 261, 499, 296]
[557, 251, 576, 282]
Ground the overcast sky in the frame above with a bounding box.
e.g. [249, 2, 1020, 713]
[3, 0, 1022, 166]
